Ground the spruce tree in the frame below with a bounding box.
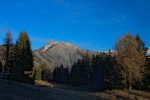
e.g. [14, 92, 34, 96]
[12, 32, 34, 83]
[134, 35, 148, 89]
[70, 59, 84, 86]
[135, 35, 148, 54]
[135, 35, 150, 89]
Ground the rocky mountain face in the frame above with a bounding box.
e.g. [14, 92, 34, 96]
[34, 41, 86, 70]
[147, 48, 150, 56]
[0, 42, 93, 71]
[34, 45, 150, 70]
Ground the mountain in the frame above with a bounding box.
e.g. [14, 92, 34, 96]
[1, 42, 149, 71]
[147, 47, 150, 56]
[0, 41, 94, 70]
[34, 41, 86, 70]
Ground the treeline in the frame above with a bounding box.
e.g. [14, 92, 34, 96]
[53, 33, 150, 91]
[1, 31, 149, 91]
[53, 51, 119, 91]
[53, 65, 69, 83]
[0, 31, 34, 84]
[70, 51, 118, 91]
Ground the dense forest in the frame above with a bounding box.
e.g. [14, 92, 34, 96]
[53, 33, 150, 91]
[0, 31, 34, 83]
[0, 32, 150, 92]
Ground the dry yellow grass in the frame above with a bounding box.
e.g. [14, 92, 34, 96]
[96, 89, 150, 100]
[34, 80, 55, 88]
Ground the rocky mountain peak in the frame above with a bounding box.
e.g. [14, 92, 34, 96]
[147, 47, 150, 56]
[34, 41, 85, 70]
[41, 40, 80, 53]
[42, 40, 58, 52]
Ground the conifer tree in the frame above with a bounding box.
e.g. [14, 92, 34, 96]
[135, 35, 148, 54]
[3, 31, 16, 83]
[53, 65, 69, 83]
[91, 53, 102, 91]
[12, 32, 34, 83]
[70, 59, 84, 85]
[135, 35, 150, 89]
[115, 33, 146, 90]
[4, 31, 13, 73]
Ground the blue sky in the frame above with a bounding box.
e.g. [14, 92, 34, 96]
[0, 0, 149, 51]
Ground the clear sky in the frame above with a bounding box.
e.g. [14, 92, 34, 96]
[0, 0, 149, 51]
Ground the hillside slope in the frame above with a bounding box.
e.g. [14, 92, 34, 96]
[0, 79, 99, 100]
[0, 79, 150, 100]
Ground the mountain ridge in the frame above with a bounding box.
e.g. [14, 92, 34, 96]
[34, 41, 86, 70]
[0, 42, 149, 70]
[147, 47, 150, 56]
[34, 44, 150, 70]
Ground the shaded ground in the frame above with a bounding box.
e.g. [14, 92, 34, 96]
[0, 79, 99, 100]
[96, 89, 150, 100]
[0, 79, 150, 100]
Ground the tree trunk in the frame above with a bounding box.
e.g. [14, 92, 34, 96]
[129, 83, 132, 90]
[129, 72, 132, 90]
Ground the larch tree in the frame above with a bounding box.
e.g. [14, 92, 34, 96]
[4, 31, 13, 75]
[115, 33, 146, 90]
